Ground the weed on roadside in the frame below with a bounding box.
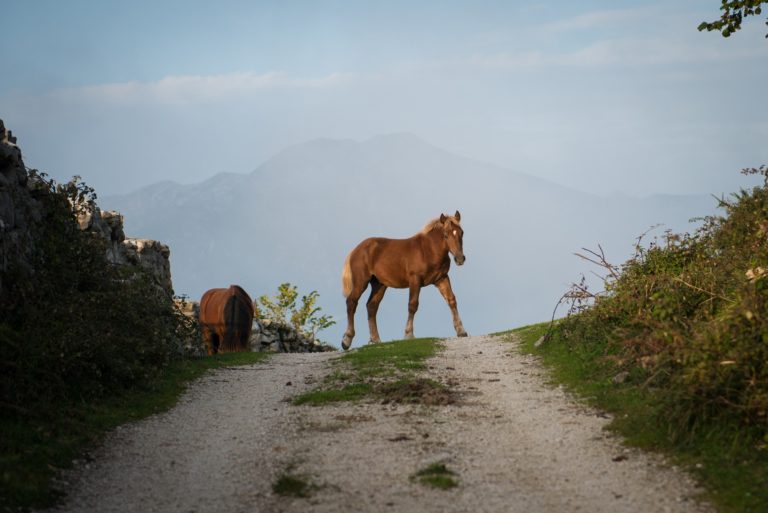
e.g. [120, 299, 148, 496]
[411, 463, 459, 489]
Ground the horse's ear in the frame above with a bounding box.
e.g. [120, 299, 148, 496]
[454, 210, 461, 222]
[440, 214, 447, 223]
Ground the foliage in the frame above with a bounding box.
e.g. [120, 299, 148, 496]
[534, 167, 768, 511]
[554, 167, 768, 434]
[411, 463, 459, 489]
[0, 171, 202, 511]
[272, 474, 312, 498]
[1, 172, 197, 413]
[256, 283, 335, 341]
[698, 0, 768, 38]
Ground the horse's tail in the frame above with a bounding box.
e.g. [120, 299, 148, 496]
[341, 252, 353, 298]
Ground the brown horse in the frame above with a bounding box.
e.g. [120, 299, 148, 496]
[199, 285, 254, 355]
[340, 211, 468, 350]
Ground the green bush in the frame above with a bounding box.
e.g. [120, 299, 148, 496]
[556, 166, 768, 439]
[0, 172, 196, 419]
[256, 282, 335, 343]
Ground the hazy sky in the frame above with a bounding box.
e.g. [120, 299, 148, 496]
[1, 0, 766, 197]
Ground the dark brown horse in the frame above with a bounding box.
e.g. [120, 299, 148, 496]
[340, 211, 468, 350]
[199, 285, 254, 355]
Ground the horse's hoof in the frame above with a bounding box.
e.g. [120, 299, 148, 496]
[458, 331, 468, 337]
[368, 338, 381, 344]
[404, 333, 415, 340]
[341, 335, 353, 351]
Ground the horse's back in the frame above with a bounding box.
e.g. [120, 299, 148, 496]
[199, 287, 226, 324]
[199, 285, 253, 353]
[200, 285, 253, 324]
[346, 236, 423, 289]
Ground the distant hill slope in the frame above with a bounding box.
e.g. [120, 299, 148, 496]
[103, 133, 716, 346]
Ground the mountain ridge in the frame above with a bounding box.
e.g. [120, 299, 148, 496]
[103, 133, 716, 346]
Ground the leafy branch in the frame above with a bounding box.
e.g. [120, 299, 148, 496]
[256, 283, 335, 342]
[698, 0, 768, 38]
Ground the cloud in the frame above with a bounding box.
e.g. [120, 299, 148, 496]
[461, 35, 764, 71]
[563, 37, 765, 67]
[455, 5, 765, 72]
[541, 7, 654, 33]
[55, 71, 359, 104]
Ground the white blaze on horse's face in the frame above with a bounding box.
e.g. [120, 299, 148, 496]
[441, 212, 465, 266]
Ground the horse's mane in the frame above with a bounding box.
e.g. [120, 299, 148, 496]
[419, 215, 459, 235]
[419, 218, 442, 234]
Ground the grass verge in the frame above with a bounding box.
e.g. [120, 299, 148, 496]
[293, 338, 445, 406]
[498, 322, 768, 513]
[0, 351, 269, 512]
[411, 462, 459, 489]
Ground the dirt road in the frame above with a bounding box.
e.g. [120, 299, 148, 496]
[47, 335, 711, 513]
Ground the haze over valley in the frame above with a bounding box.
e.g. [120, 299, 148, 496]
[104, 134, 717, 346]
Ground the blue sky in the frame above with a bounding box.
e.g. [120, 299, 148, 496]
[1, 0, 766, 196]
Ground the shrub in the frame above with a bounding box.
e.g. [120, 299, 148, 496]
[0, 172, 195, 420]
[255, 283, 335, 343]
[555, 166, 768, 439]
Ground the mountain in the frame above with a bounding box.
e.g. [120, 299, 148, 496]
[103, 133, 716, 347]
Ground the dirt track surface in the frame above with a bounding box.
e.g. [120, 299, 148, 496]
[46, 336, 712, 513]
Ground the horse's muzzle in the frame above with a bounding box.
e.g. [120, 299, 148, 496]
[454, 254, 466, 265]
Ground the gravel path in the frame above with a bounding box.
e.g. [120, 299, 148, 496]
[47, 353, 337, 513]
[46, 335, 712, 513]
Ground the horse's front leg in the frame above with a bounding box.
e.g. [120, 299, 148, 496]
[404, 281, 421, 339]
[435, 277, 468, 337]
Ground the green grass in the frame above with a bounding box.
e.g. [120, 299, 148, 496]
[499, 322, 768, 513]
[411, 463, 459, 489]
[272, 473, 317, 498]
[0, 351, 269, 512]
[292, 383, 374, 406]
[293, 338, 441, 406]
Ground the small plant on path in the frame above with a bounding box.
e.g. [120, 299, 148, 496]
[411, 463, 459, 489]
[272, 473, 318, 498]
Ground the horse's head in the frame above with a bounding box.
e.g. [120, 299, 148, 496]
[440, 210, 465, 265]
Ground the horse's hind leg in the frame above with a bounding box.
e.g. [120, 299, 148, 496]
[435, 277, 468, 337]
[201, 324, 215, 355]
[342, 280, 369, 351]
[366, 279, 387, 343]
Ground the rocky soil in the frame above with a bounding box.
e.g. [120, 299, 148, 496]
[45, 335, 712, 513]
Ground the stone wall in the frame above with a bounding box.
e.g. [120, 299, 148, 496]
[251, 319, 335, 353]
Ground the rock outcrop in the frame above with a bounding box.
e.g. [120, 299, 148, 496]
[1, 117, 173, 301]
[77, 203, 173, 297]
[0, 120, 43, 301]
